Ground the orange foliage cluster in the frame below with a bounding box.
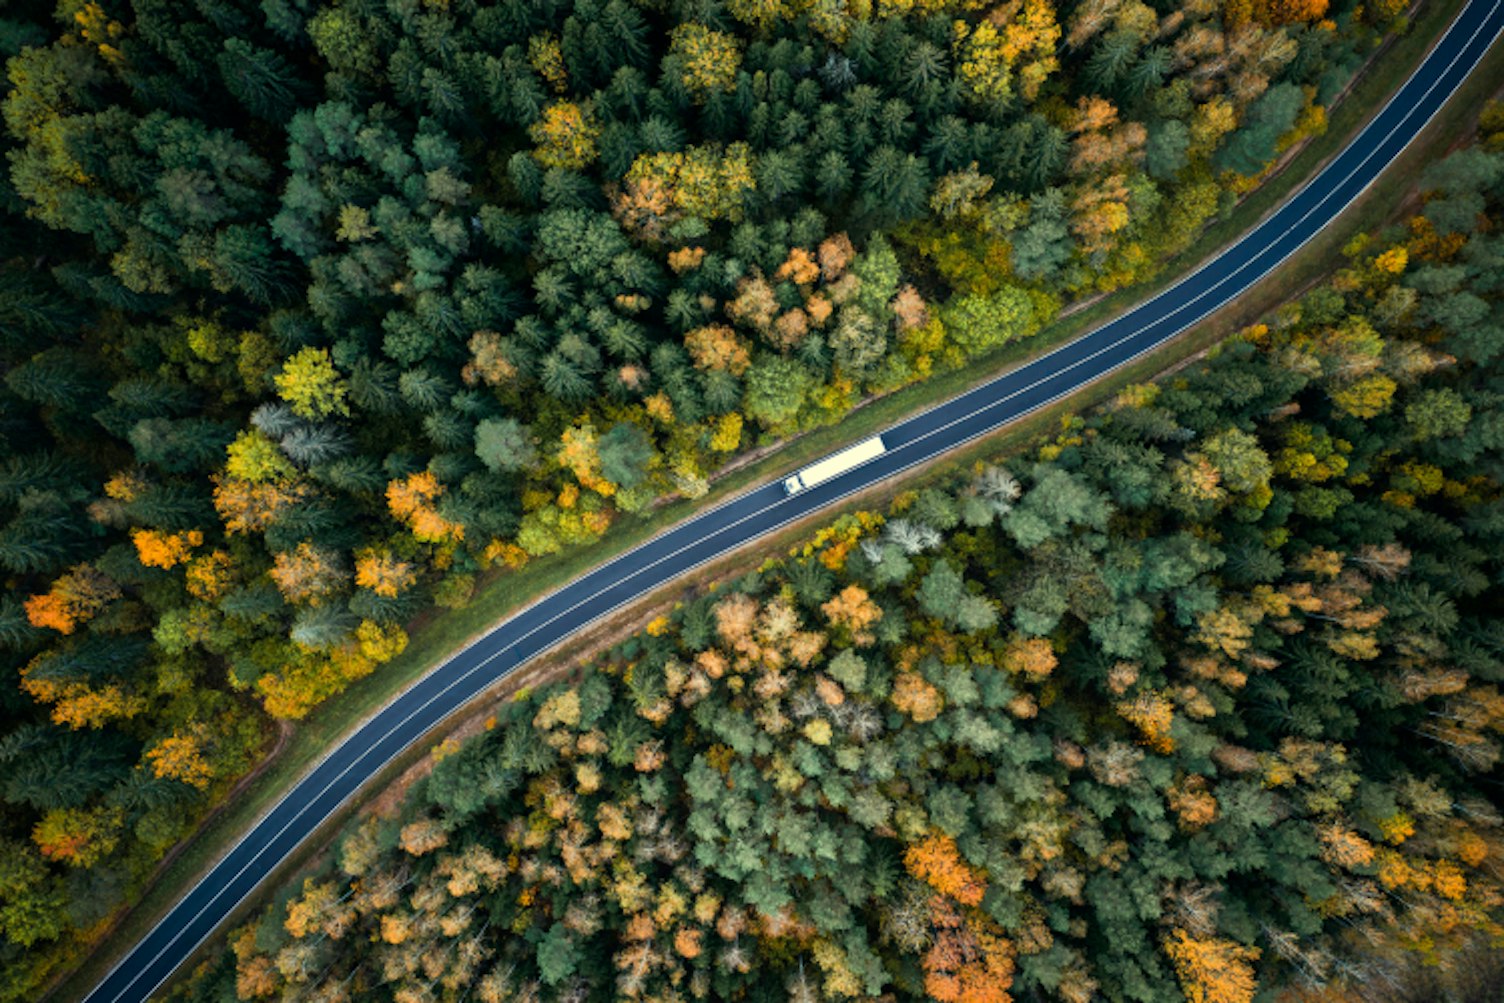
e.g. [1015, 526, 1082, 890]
[354, 548, 419, 597]
[269, 542, 343, 605]
[146, 729, 215, 790]
[892, 671, 945, 723]
[387, 471, 465, 544]
[1163, 929, 1261, 1003]
[24, 563, 121, 635]
[685, 324, 752, 375]
[905, 832, 987, 906]
[18, 670, 147, 730]
[132, 528, 204, 569]
[1117, 690, 1177, 753]
[1317, 824, 1376, 870]
[667, 246, 705, 273]
[1001, 636, 1057, 680]
[462, 330, 520, 387]
[923, 897, 1017, 1003]
[1168, 775, 1219, 831]
[820, 584, 883, 637]
[213, 475, 305, 535]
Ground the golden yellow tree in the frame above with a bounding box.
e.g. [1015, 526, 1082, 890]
[669, 24, 741, 100]
[354, 547, 418, 597]
[529, 101, 600, 170]
[146, 728, 216, 790]
[132, 528, 204, 569]
[1163, 929, 1260, 1003]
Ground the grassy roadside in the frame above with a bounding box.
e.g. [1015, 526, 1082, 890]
[54, 2, 1481, 998]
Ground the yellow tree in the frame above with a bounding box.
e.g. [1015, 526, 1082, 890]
[269, 542, 344, 605]
[274, 347, 349, 419]
[685, 324, 752, 375]
[669, 24, 741, 100]
[225, 429, 297, 482]
[621, 144, 756, 225]
[146, 728, 216, 790]
[529, 101, 600, 170]
[952, 0, 1061, 104]
[355, 547, 418, 597]
[132, 528, 204, 569]
[18, 671, 146, 729]
[1163, 929, 1260, 1003]
[387, 471, 465, 544]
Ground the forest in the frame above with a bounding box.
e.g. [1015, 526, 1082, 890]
[0, 0, 1423, 995]
[167, 130, 1504, 1003]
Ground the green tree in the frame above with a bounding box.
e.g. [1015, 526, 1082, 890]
[941, 286, 1046, 357]
[598, 422, 655, 489]
[475, 418, 538, 472]
[1214, 84, 1305, 176]
[0, 841, 68, 947]
[743, 356, 813, 430]
[537, 924, 578, 984]
[1405, 387, 1472, 440]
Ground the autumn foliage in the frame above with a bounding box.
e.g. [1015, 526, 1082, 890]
[905, 832, 987, 906]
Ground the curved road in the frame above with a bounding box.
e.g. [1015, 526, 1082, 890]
[88, 2, 1504, 999]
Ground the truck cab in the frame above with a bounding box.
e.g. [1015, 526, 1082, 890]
[783, 474, 805, 495]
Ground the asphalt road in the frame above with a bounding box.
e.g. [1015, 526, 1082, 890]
[86, 1, 1504, 999]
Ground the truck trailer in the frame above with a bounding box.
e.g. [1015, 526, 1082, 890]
[782, 435, 886, 496]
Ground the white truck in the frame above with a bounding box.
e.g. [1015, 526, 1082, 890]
[783, 435, 886, 496]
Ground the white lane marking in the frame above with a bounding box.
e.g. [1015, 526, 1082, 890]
[95, 5, 1502, 1000]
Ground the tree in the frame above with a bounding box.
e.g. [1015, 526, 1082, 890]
[33, 806, 123, 869]
[269, 542, 344, 605]
[24, 565, 120, 635]
[669, 24, 741, 100]
[598, 422, 656, 490]
[1146, 120, 1191, 179]
[904, 833, 985, 906]
[686, 325, 752, 375]
[743, 356, 812, 430]
[1215, 84, 1305, 176]
[1198, 428, 1273, 497]
[0, 841, 69, 947]
[1405, 387, 1472, 440]
[622, 144, 757, 225]
[530, 102, 600, 170]
[275, 348, 349, 420]
[1163, 930, 1260, 1003]
[917, 561, 967, 623]
[538, 924, 578, 984]
[211, 225, 296, 305]
[218, 38, 308, 122]
[146, 730, 215, 790]
[474, 417, 537, 472]
[941, 287, 1047, 357]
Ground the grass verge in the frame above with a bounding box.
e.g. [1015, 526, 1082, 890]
[55, 1, 1486, 998]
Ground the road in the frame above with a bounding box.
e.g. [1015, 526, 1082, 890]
[86, 1, 1504, 999]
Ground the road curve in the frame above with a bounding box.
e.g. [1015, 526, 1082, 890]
[87, 2, 1504, 1000]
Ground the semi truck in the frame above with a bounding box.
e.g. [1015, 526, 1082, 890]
[782, 435, 886, 496]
